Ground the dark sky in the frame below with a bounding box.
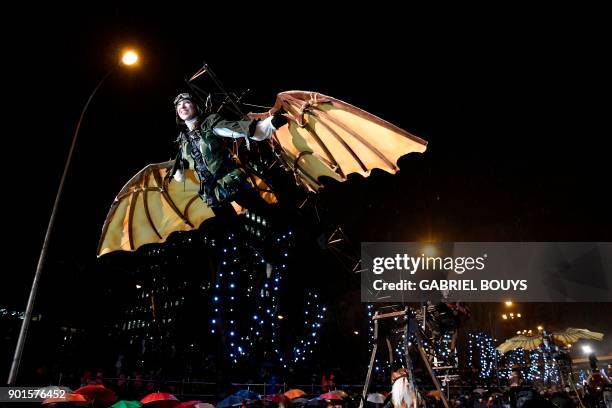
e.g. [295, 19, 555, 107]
[2, 8, 610, 338]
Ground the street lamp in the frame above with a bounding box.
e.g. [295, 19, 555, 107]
[7, 49, 139, 385]
[121, 50, 139, 66]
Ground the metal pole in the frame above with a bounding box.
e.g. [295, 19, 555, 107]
[7, 69, 113, 385]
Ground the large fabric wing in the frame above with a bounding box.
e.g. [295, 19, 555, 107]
[551, 328, 604, 346]
[252, 91, 428, 191]
[98, 162, 276, 256]
[497, 335, 543, 354]
[97, 161, 216, 256]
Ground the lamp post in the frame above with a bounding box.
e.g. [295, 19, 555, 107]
[7, 50, 139, 385]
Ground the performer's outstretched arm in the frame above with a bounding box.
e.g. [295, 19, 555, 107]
[212, 116, 278, 141]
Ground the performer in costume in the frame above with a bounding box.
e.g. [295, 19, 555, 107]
[169, 92, 287, 213]
[98, 88, 428, 256]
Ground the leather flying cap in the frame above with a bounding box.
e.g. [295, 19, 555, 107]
[173, 92, 193, 106]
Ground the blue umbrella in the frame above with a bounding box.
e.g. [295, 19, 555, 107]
[218, 395, 249, 408]
[306, 397, 327, 407]
[233, 390, 261, 400]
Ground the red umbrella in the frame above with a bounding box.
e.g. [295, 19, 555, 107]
[319, 392, 343, 401]
[75, 384, 117, 407]
[176, 401, 203, 408]
[42, 393, 90, 406]
[141, 392, 180, 408]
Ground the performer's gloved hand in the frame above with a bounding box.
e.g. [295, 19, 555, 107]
[173, 169, 184, 183]
[271, 109, 288, 129]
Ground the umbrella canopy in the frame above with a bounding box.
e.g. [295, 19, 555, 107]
[292, 398, 309, 406]
[176, 401, 205, 408]
[319, 392, 343, 401]
[284, 389, 306, 400]
[42, 393, 90, 406]
[217, 395, 250, 408]
[75, 384, 117, 407]
[330, 391, 348, 399]
[112, 401, 143, 408]
[141, 392, 180, 408]
[366, 393, 385, 404]
[234, 390, 261, 400]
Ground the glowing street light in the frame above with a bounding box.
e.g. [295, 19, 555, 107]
[582, 345, 593, 355]
[121, 50, 139, 66]
[502, 314, 508, 320]
[537, 325, 543, 331]
[505, 301, 513, 306]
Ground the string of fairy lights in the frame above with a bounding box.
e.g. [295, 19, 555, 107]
[289, 291, 326, 366]
[468, 332, 498, 378]
[467, 335, 563, 384]
[209, 225, 325, 368]
[527, 349, 543, 381]
[499, 348, 526, 380]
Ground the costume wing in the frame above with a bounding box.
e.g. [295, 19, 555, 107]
[551, 328, 604, 346]
[250, 91, 428, 191]
[497, 335, 543, 354]
[97, 161, 216, 257]
[98, 162, 276, 256]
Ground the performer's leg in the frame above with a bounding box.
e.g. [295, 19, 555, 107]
[232, 182, 274, 218]
[211, 201, 238, 219]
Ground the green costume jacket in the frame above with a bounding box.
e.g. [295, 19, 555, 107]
[171, 113, 259, 203]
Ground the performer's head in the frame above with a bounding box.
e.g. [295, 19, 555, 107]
[173, 92, 202, 125]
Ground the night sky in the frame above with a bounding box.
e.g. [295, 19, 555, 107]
[3, 7, 611, 360]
